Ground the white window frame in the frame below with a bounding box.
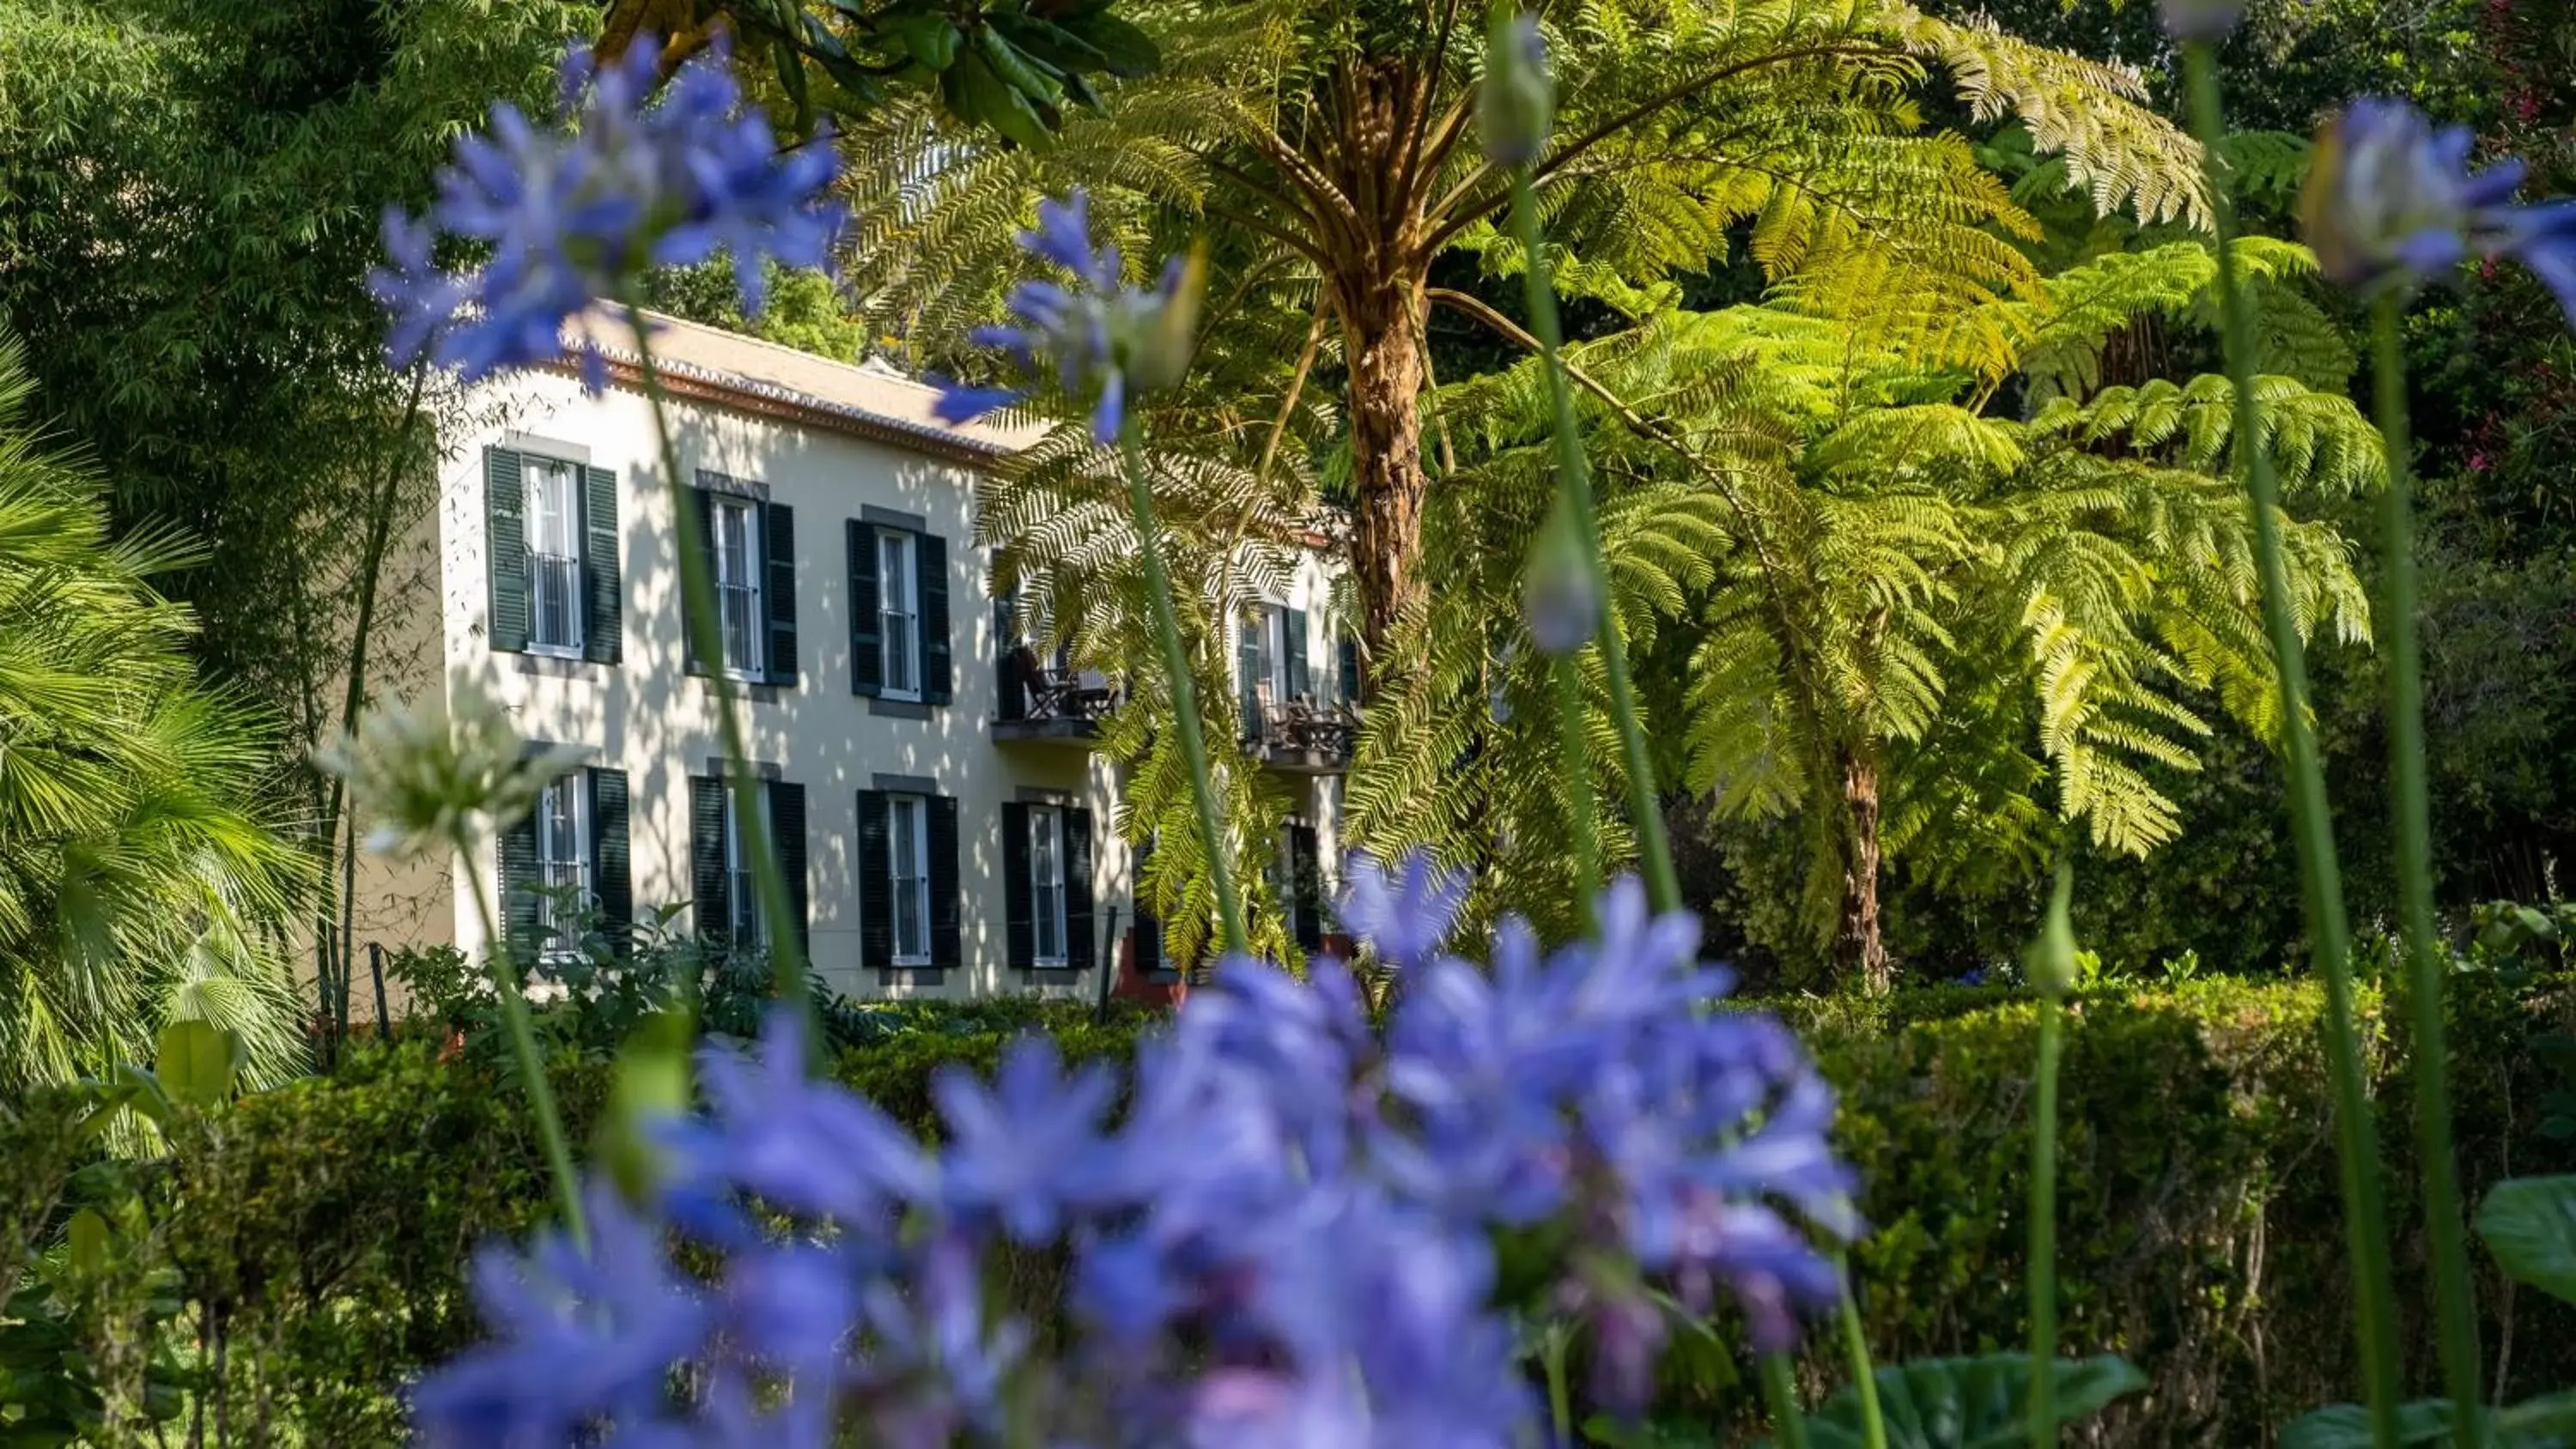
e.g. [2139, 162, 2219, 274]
[524, 458, 585, 658]
[889, 793, 932, 967]
[879, 530, 920, 701]
[711, 496, 765, 682]
[723, 785, 763, 949]
[533, 773, 590, 958]
[1237, 603, 1289, 709]
[1030, 804, 1069, 967]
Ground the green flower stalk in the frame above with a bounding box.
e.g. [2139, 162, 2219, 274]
[2026, 862, 2075, 1447]
[624, 302, 817, 1019]
[935, 209, 1248, 956]
[1763, 1350, 1811, 1449]
[2179, 41, 2404, 1445]
[322, 694, 589, 1246]
[1490, 3, 1681, 915]
[2370, 294, 2485, 1446]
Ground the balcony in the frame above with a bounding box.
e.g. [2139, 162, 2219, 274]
[992, 646, 1118, 746]
[1241, 695, 1356, 775]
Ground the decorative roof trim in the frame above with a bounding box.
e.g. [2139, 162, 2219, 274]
[535, 349, 1013, 469]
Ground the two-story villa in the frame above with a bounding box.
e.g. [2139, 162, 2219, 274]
[357, 309, 1351, 1000]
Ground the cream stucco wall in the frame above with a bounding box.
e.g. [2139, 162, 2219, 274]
[416, 326, 1348, 1002]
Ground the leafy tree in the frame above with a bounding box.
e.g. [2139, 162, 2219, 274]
[1346, 237, 2378, 986]
[0, 333, 310, 1094]
[835, 0, 2212, 685]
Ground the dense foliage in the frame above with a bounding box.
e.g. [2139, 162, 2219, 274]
[0, 333, 307, 1097]
[5, 974, 2567, 1444]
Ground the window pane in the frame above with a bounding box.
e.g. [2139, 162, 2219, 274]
[880, 533, 915, 695]
[526, 461, 582, 651]
[1032, 809, 1062, 961]
[715, 500, 761, 675]
[723, 787, 761, 948]
[890, 797, 924, 959]
[535, 777, 586, 953]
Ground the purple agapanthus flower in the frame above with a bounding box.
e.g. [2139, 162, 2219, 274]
[930, 189, 1204, 444]
[2303, 97, 2576, 324]
[420, 864, 1860, 1443]
[1338, 849, 1470, 972]
[412, 1186, 710, 1446]
[369, 36, 844, 385]
[2156, 0, 2243, 40]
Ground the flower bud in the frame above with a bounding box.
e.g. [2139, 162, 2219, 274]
[2026, 861, 2078, 998]
[1127, 245, 1207, 393]
[1479, 10, 1552, 167]
[2301, 98, 2488, 293]
[1522, 508, 1599, 655]
[2156, 0, 2245, 41]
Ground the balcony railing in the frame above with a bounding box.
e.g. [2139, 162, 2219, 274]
[993, 645, 1119, 743]
[1242, 694, 1357, 773]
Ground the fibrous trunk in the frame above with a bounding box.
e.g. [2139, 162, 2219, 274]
[1834, 750, 1891, 993]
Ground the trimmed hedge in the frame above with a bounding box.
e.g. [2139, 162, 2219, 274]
[5, 979, 2570, 1445]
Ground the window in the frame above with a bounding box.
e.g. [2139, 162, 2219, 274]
[849, 522, 948, 705]
[1277, 821, 1324, 954]
[488, 447, 621, 664]
[1030, 806, 1069, 966]
[880, 530, 919, 699]
[1238, 605, 1280, 738]
[524, 458, 583, 655]
[889, 793, 932, 965]
[723, 786, 764, 949]
[532, 774, 590, 955]
[713, 496, 763, 679]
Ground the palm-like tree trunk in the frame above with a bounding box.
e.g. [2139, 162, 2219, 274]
[1835, 749, 1891, 992]
[1333, 264, 1431, 676]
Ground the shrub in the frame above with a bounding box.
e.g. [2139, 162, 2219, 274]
[4, 979, 2567, 1444]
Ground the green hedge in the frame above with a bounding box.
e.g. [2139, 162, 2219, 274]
[4, 979, 2569, 1445]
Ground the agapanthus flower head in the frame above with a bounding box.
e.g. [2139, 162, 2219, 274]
[422, 868, 1862, 1443]
[2302, 97, 2576, 324]
[316, 692, 581, 859]
[1479, 9, 1553, 167]
[370, 35, 844, 385]
[1523, 503, 1601, 654]
[2155, 0, 2245, 41]
[1339, 849, 1470, 972]
[930, 191, 1209, 444]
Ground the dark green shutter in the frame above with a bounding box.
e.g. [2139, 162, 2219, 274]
[1001, 802, 1033, 968]
[589, 767, 632, 953]
[690, 775, 728, 944]
[994, 597, 1026, 720]
[1338, 637, 1359, 706]
[848, 520, 882, 696]
[582, 465, 621, 664]
[1286, 608, 1311, 699]
[767, 779, 809, 958]
[928, 794, 962, 970]
[920, 534, 952, 705]
[498, 809, 539, 956]
[485, 448, 528, 653]
[762, 501, 798, 686]
[1289, 822, 1323, 954]
[855, 791, 892, 967]
[1066, 808, 1097, 973]
[1238, 619, 1265, 743]
[685, 488, 714, 676]
[1132, 834, 1163, 976]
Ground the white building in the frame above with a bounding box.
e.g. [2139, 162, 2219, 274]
[364, 310, 1352, 1001]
